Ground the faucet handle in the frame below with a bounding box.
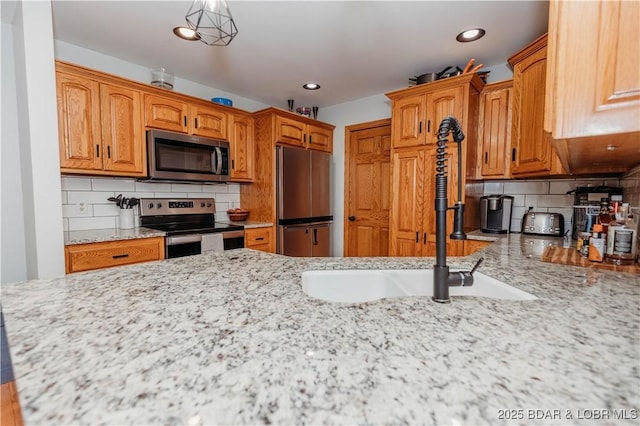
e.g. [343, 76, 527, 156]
[470, 257, 484, 275]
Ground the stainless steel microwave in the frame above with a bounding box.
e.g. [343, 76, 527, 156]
[146, 129, 230, 183]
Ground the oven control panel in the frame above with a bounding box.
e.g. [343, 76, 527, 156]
[140, 198, 216, 216]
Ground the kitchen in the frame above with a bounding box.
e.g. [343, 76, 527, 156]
[1, 0, 633, 421]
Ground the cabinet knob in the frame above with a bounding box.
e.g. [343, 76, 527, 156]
[348, 216, 356, 221]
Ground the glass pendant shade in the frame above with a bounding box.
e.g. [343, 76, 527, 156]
[185, 0, 238, 46]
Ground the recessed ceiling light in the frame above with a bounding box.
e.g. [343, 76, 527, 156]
[303, 83, 321, 90]
[173, 26, 200, 41]
[456, 28, 486, 43]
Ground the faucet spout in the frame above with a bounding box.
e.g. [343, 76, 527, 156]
[432, 116, 477, 303]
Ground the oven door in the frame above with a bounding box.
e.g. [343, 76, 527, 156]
[166, 234, 202, 258]
[222, 230, 245, 250]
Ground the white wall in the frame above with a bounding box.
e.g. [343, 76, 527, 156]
[3, 0, 65, 282]
[54, 40, 269, 113]
[320, 94, 393, 256]
[1, 21, 28, 283]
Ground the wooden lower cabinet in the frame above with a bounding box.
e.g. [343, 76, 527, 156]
[245, 227, 274, 253]
[64, 237, 164, 274]
[464, 239, 492, 255]
[422, 239, 489, 257]
[1, 380, 23, 426]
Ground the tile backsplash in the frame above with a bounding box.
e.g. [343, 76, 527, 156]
[481, 177, 632, 235]
[61, 176, 240, 232]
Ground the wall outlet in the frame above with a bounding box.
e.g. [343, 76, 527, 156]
[76, 200, 91, 216]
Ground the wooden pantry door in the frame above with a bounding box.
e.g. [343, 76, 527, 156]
[344, 119, 391, 257]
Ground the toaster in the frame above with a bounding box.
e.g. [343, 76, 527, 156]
[521, 212, 565, 236]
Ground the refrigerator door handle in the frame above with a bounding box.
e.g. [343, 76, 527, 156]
[313, 228, 318, 245]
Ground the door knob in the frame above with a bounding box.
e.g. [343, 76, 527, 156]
[348, 216, 356, 221]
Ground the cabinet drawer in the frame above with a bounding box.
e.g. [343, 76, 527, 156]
[65, 237, 164, 273]
[245, 227, 273, 252]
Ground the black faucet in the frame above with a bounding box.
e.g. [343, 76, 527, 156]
[432, 116, 483, 303]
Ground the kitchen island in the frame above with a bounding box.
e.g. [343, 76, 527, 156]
[2, 234, 639, 425]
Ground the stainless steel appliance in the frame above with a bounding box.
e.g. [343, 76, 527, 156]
[521, 211, 565, 236]
[140, 198, 244, 258]
[145, 129, 230, 183]
[276, 146, 332, 257]
[480, 195, 513, 233]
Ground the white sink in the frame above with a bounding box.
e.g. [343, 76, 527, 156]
[301, 269, 537, 303]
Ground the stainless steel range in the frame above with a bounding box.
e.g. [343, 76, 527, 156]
[140, 198, 244, 258]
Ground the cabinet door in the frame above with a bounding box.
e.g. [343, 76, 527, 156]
[391, 93, 427, 148]
[389, 149, 425, 256]
[56, 72, 102, 171]
[425, 86, 465, 145]
[245, 227, 273, 252]
[423, 146, 458, 243]
[275, 115, 306, 148]
[546, 0, 640, 139]
[229, 114, 254, 181]
[510, 47, 557, 175]
[144, 94, 188, 133]
[307, 124, 333, 152]
[65, 237, 164, 274]
[191, 104, 228, 139]
[100, 84, 145, 175]
[479, 86, 512, 178]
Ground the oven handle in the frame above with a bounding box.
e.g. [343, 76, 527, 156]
[222, 230, 245, 239]
[166, 234, 202, 246]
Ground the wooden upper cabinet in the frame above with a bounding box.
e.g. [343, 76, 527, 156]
[545, 0, 640, 174]
[229, 113, 254, 181]
[143, 94, 188, 133]
[190, 104, 228, 140]
[478, 80, 513, 179]
[390, 79, 467, 149]
[274, 112, 334, 152]
[391, 94, 427, 148]
[100, 84, 145, 174]
[57, 72, 102, 171]
[425, 86, 465, 145]
[56, 69, 146, 177]
[509, 34, 565, 177]
[144, 94, 228, 139]
[307, 124, 333, 152]
[275, 115, 307, 148]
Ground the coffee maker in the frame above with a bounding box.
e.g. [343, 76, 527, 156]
[480, 195, 514, 233]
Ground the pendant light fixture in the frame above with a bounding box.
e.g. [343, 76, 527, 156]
[174, 0, 238, 46]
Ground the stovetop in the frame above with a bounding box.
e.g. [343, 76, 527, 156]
[139, 198, 244, 236]
[142, 221, 244, 236]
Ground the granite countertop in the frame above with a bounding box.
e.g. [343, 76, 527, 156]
[224, 221, 273, 229]
[2, 234, 639, 425]
[64, 227, 166, 245]
[64, 222, 273, 246]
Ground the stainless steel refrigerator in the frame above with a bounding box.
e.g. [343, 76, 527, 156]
[276, 146, 332, 257]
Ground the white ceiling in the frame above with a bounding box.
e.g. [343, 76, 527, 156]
[44, 1, 548, 109]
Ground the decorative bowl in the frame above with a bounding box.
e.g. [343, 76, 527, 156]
[212, 97, 233, 106]
[296, 107, 312, 117]
[227, 208, 249, 221]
